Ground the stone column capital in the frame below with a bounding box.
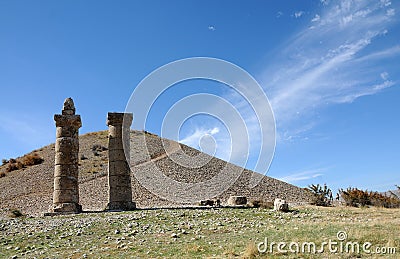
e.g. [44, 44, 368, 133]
[54, 114, 82, 128]
[107, 112, 133, 126]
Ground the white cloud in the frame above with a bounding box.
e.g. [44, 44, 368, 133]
[278, 168, 326, 183]
[333, 80, 395, 103]
[380, 0, 392, 7]
[180, 127, 220, 147]
[294, 11, 304, 18]
[180, 126, 231, 160]
[276, 11, 283, 18]
[386, 8, 395, 16]
[321, 0, 329, 6]
[174, 85, 275, 178]
[311, 14, 321, 22]
[354, 45, 400, 62]
[261, 0, 399, 138]
[208, 25, 216, 31]
[278, 122, 316, 143]
[172, 0, 398, 176]
[209, 127, 219, 135]
[380, 71, 389, 80]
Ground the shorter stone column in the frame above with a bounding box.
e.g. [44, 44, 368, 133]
[50, 97, 82, 213]
[106, 112, 135, 210]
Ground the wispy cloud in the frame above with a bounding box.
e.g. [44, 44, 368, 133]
[278, 168, 326, 183]
[177, 87, 275, 175]
[380, 0, 392, 7]
[380, 72, 389, 80]
[311, 14, 321, 22]
[353, 44, 400, 62]
[386, 8, 395, 16]
[180, 127, 219, 148]
[176, 0, 398, 176]
[320, 0, 330, 6]
[294, 11, 305, 18]
[262, 0, 399, 138]
[179, 126, 233, 161]
[332, 80, 395, 103]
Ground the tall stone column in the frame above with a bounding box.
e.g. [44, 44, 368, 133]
[50, 98, 82, 213]
[106, 112, 135, 211]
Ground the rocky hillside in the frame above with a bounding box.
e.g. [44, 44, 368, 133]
[0, 130, 310, 217]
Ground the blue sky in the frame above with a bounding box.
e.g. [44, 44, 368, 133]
[0, 0, 399, 193]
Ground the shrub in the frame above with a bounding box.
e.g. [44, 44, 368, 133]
[5, 160, 24, 172]
[307, 183, 333, 206]
[339, 187, 400, 208]
[143, 130, 157, 136]
[91, 144, 107, 152]
[242, 242, 258, 259]
[1, 159, 8, 165]
[9, 209, 23, 218]
[92, 144, 107, 156]
[389, 185, 400, 200]
[21, 153, 44, 166]
[4, 153, 44, 173]
[0, 172, 5, 178]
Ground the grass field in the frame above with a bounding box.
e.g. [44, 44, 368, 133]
[0, 206, 399, 258]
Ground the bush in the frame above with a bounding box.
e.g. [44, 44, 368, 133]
[5, 160, 24, 172]
[339, 187, 400, 208]
[9, 209, 23, 218]
[4, 153, 44, 173]
[91, 144, 107, 156]
[0, 172, 6, 178]
[21, 153, 44, 166]
[1, 159, 8, 165]
[307, 183, 333, 206]
[91, 144, 107, 152]
[243, 242, 259, 259]
[389, 185, 400, 200]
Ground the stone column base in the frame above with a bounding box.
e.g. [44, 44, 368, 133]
[105, 201, 136, 211]
[47, 203, 82, 215]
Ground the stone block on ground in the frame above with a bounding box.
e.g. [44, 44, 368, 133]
[227, 196, 247, 206]
[199, 199, 221, 206]
[274, 198, 289, 212]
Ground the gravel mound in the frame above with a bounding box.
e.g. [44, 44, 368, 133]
[0, 130, 310, 217]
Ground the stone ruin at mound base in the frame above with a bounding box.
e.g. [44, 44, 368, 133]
[46, 98, 292, 215]
[49, 97, 82, 213]
[48, 98, 135, 214]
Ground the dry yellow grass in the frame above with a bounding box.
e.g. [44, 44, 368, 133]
[0, 206, 399, 258]
[242, 242, 259, 258]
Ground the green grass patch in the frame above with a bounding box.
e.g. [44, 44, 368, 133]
[0, 206, 398, 258]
